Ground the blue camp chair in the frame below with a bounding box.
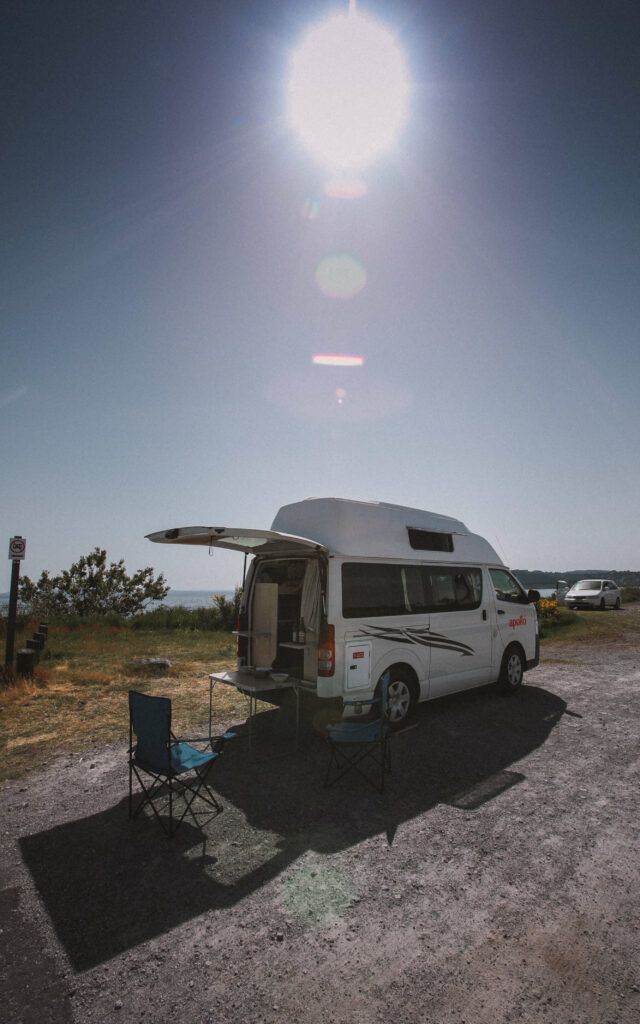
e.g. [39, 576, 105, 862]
[128, 690, 231, 837]
[324, 671, 391, 792]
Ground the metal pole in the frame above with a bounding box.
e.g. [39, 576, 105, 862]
[5, 559, 20, 667]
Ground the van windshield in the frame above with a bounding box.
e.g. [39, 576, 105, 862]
[573, 580, 601, 591]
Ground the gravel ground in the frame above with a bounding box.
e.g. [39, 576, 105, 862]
[1, 608, 639, 1024]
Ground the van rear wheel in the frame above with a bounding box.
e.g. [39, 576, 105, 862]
[499, 645, 524, 692]
[382, 669, 416, 727]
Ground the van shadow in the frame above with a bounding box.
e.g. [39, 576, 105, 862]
[20, 684, 565, 971]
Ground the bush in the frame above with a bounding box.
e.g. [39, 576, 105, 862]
[19, 548, 169, 618]
[536, 597, 560, 621]
[621, 586, 640, 604]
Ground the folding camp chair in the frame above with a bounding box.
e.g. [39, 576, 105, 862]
[128, 690, 231, 838]
[324, 671, 391, 792]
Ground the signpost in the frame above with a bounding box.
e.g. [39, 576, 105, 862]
[5, 536, 26, 667]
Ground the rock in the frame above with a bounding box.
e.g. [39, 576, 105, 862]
[130, 658, 171, 669]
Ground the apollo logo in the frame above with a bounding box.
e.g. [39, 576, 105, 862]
[509, 615, 527, 629]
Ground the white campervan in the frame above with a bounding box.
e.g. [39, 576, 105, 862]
[147, 498, 540, 724]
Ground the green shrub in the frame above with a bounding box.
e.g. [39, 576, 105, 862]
[536, 597, 560, 621]
[621, 586, 640, 604]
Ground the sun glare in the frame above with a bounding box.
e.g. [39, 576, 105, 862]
[287, 8, 409, 171]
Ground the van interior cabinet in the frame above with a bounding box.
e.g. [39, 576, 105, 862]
[251, 582, 278, 667]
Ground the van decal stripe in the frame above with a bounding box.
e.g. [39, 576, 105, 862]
[357, 624, 474, 657]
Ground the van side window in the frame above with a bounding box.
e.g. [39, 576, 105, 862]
[402, 565, 430, 613]
[489, 568, 528, 604]
[454, 568, 483, 608]
[342, 563, 406, 618]
[341, 563, 482, 617]
[426, 567, 482, 611]
[407, 528, 454, 552]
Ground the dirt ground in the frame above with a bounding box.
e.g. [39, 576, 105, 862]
[1, 609, 639, 1024]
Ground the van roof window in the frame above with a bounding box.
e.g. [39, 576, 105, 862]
[407, 528, 454, 552]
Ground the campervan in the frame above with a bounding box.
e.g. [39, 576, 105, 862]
[147, 498, 540, 724]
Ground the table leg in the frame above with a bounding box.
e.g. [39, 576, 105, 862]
[248, 692, 254, 753]
[208, 676, 217, 750]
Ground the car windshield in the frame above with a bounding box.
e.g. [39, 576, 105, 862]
[574, 580, 602, 591]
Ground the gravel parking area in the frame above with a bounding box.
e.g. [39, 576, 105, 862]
[1, 609, 639, 1024]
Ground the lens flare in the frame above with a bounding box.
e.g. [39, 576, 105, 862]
[324, 176, 368, 199]
[302, 196, 320, 220]
[312, 355, 363, 367]
[315, 253, 367, 300]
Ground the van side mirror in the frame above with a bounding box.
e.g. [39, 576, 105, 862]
[528, 589, 541, 603]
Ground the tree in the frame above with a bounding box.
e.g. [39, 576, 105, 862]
[18, 548, 170, 618]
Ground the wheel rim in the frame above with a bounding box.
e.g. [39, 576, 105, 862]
[387, 679, 411, 722]
[506, 653, 523, 688]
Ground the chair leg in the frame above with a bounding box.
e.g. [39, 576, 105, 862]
[171, 763, 223, 833]
[129, 760, 223, 838]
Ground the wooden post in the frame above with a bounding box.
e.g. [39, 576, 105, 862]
[16, 648, 35, 677]
[5, 558, 20, 667]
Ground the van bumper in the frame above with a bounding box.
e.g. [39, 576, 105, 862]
[526, 636, 540, 671]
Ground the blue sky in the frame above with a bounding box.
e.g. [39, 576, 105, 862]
[2, 0, 639, 593]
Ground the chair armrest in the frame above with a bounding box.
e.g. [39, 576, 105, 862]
[176, 731, 237, 744]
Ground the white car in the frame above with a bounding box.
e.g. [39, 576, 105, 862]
[565, 579, 622, 611]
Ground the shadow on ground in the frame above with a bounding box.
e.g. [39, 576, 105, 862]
[20, 684, 566, 970]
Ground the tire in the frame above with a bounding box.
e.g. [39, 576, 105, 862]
[381, 668, 416, 727]
[499, 644, 524, 692]
[599, 598, 606, 610]
[615, 598, 621, 609]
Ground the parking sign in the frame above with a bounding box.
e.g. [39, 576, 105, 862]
[8, 537, 26, 560]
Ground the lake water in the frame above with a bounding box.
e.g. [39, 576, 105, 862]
[149, 589, 236, 609]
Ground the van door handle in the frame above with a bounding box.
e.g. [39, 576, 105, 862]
[497, 610, 505, 615]
[482, 609, 487, 621]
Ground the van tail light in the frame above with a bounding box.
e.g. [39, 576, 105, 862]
[318, 624, 335, 677]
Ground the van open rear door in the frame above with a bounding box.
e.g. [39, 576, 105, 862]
[147, 524, 326, 684]
[146, 526, 325, 556]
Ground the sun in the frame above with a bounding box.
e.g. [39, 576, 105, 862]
[286, 8, 409, 171]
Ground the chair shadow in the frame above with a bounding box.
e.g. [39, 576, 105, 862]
[20, 684, 566, 971]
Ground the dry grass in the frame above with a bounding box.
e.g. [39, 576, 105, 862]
[0, 622, 245, 783]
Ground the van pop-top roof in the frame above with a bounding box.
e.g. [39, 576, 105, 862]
[147, 497, 503, 565]
[271, 498, 503, 564]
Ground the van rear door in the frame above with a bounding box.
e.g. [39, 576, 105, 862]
[146, 526, 325, 556]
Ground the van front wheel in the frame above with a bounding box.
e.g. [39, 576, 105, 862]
[499, 645, 524, 692]
[383, 670, 416, 726]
